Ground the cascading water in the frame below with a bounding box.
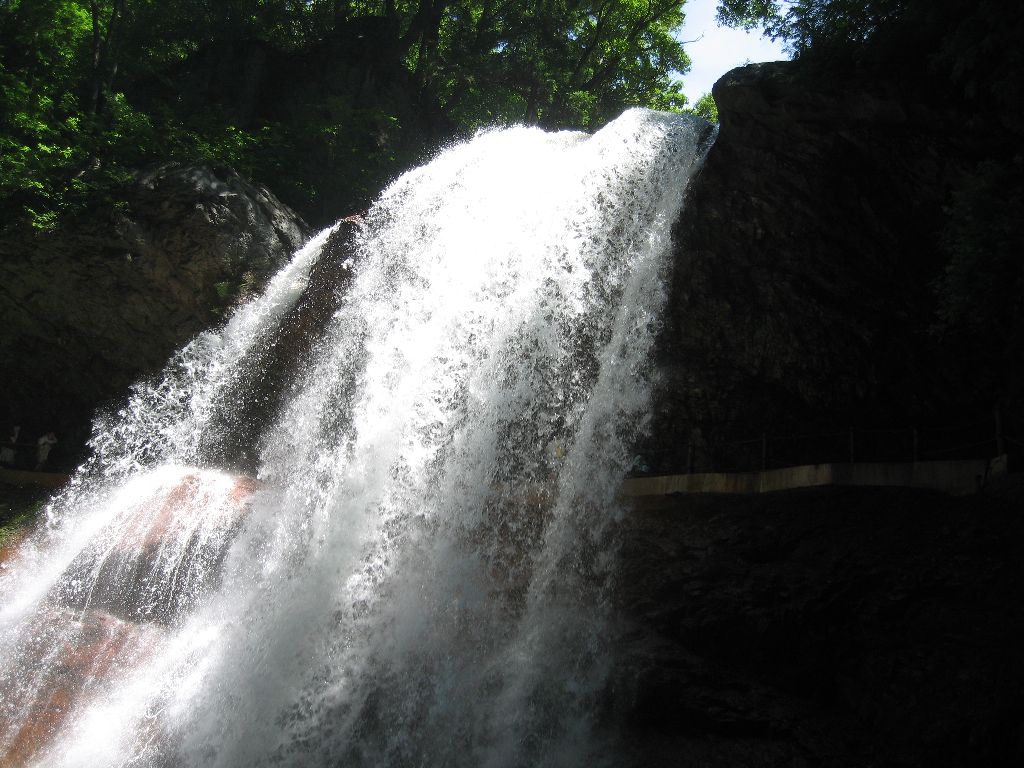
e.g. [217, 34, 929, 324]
[0, 109, 712, 767]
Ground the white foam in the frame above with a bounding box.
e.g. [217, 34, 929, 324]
[0, 109, 712, 768]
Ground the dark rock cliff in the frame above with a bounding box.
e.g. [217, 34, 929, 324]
[625, 60, 1024, 767]
[651, 61, 1022, 474]
[0, 164, 308, 461]
[614, 485, 1024, 767]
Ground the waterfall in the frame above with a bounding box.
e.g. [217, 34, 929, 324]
[0, 108, 712, 768]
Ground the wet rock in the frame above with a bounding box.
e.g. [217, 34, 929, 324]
[56, 467, 260, 623]
[0, 467, 259, 764]
[0, 607, 165, 766]
[198, 220, 362, 472]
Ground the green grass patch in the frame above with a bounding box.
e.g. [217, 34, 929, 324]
[0, 484, 50, 548]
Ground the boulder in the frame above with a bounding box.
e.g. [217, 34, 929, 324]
[0, 164, 309, 460]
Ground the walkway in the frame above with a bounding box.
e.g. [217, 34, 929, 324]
[622, 456, 1007, 497]
[0, 467, 70, 489]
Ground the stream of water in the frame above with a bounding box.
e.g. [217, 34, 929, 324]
[0, 109, 712, 767]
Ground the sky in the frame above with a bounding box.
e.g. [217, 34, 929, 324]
[674, 0, 789, 100]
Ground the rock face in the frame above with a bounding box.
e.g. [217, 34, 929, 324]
[625, 68, 1024, 763]
[0, 164, 308, 459]
[650, 61, 1019, 473]
[1, 607, 165, 766]
[56, 469, 260, 622]
[197, 219, 361, 473]
[614, 486, 1024, 767]
[0, 467, 259, 766]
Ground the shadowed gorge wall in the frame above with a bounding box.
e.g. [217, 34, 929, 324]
[615, 485, 1024, 767]
[650, 60, 1023, 473]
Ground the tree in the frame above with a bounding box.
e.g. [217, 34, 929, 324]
[1, 0, 99, 229]
[306, 0, 693, 126]
[372, 0, 692, 129]
[0, 0, 698, 231]
[714, 0, 903, 56]
[688, 91, 717, 122]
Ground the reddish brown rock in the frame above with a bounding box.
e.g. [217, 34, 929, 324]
[1, 467, 259, 765]
[1, 608, 165, 767]
[57, 469, 260, 623]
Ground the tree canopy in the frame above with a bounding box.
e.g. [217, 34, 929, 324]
[0, 0, 698, 230]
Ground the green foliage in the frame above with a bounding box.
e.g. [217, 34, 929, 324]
[687, 92, 718, 123]
[714, 0, 903, 56]
[0, 496, 44, 549]
[0, 0, 695, 230]
[0, 509, 32, 548]
[422, 0, 691, 129]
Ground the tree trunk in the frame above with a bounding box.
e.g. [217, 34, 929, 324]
[88, 1, 103, 115]
[88, 0, 127, 117]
